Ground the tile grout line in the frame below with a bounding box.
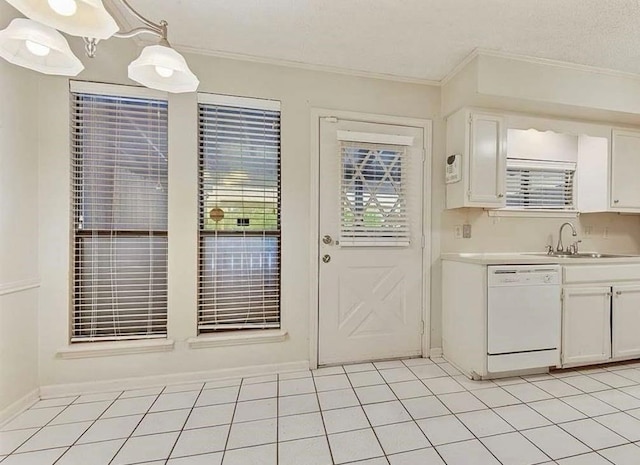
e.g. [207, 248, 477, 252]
[219, 377, 244, 464]
[106, 386, 168, 465]
[309, 369, 337, 465]
[162, 382, 209, 465]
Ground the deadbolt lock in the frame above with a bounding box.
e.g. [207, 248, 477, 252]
[322, 254, 331, 263]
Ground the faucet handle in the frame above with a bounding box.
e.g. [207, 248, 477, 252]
[545, 244, 554, 255]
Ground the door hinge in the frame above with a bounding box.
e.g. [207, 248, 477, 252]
[420, 320, 425, 335]
[421, 235, 426, 248]
[467, 190, 472, 199]
[323, 116, 338, 123]
[422, 148, 426, 163]
[560, 290, 564, 301]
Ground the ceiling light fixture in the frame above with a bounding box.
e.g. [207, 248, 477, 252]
[0, 18, 84, 75]
[0, 0, 199, 92]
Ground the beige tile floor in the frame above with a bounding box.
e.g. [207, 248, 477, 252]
[3, 357, 640, 464]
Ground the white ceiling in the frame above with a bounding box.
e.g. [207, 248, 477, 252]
[114, 0, 640, 82]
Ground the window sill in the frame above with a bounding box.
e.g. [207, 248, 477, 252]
[188, 329, 288, 349]
[487, 209, 579, 218]
[56, 339, 175, 359]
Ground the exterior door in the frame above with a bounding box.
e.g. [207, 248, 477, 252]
[612, 285, 640, 359]
[318, 117, 425, 366]
[562, 286, 611, 366]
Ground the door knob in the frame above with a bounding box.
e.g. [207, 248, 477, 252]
[322, 254, 331, 263]
[322, 235, 333, 245]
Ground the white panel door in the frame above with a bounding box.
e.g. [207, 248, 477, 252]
[562, 287, 611, 366]
[612, 285, 640, 359]
[468, 113, 506, 206]
[611, 129, 640, 210]
[318, 118, 425, 365]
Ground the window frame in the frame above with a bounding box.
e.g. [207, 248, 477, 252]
[69, 81, 169, 344]
[197, 93, 282, 334]
[503, 158, 577, 213]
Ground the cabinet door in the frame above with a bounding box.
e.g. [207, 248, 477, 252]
[562, 287, 611, 366]
[468, 113, 506, 207]
[611, 129, 640, 210]
[612, 285, 640, 359]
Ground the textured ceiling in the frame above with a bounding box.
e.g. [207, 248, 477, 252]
[112, 0, 640, 82]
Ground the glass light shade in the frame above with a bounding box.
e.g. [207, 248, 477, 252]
[5, 0, 119, 39]
[0, 18, 84, 76]
[128, 44, 199, 93]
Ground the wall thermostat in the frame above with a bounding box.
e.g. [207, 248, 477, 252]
[446, 154, 461, 184]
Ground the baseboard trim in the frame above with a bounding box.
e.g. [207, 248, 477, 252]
[0, 388, 40, 428]
[40, 360, 310, 398]
[430, 347, 443, 358]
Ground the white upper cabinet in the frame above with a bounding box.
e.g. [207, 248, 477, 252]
[611, 129, 640, 211]
[446, 109, 506, 209]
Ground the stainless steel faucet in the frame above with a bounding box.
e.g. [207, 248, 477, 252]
[557, 222, 578, 254]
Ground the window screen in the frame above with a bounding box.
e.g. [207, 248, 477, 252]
[198, 96, 281, 332]
[340, 142, 409, 246]
[71, 89, 168, 342]
[506, 159, 576, 210]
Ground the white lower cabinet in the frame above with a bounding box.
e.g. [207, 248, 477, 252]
[562, 287, 611, 366]
[612, 285, 640, 359]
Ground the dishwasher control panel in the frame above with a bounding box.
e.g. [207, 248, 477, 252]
[488, 266, 560, 286]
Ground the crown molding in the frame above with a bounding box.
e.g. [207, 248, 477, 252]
[442, 48, 640, 87]
[172, 44, 442, 86]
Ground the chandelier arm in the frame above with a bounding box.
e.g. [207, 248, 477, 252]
[113, 27, 163, 39]
[118, 0, 161, 31]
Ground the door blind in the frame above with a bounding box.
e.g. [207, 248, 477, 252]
[340, 142, 409, 246]
[506, 159, 575, 210]
[198, 97, 281, 333]
[71, 90, 168, 342]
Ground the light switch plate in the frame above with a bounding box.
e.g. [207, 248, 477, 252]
[462, 224, 472, 239]
[454, 225, 463, 239]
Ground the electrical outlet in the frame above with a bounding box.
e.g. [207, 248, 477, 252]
[454, 225, 463, 239]
[462, 223, 472, 239]
[603, 227, 609, 239]
[583, 226, 593, 236]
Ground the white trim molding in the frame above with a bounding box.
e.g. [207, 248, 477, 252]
[0, 278, 40, 297]
[187, 329, 288, 349]
[40, 360, 309, 398]
[0, 388, 39, 428]
[56, 339, 175, 359]
[487, 209, 579, 219]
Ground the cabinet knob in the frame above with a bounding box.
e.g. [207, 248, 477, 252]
[497, 193, 504, 198]
[614, 199, 620, 204]
[616, 290, 623, 296]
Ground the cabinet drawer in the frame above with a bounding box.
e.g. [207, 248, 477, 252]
[564, 264, 640, 284]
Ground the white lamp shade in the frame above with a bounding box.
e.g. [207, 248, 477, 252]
[5, 0, 119, 39]
[0, 18, 84, 76]
[128, 45, 199, 93]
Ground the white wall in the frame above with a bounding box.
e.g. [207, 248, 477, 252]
[37, 37, 443, 389]
[0, 3, 40, 414]
[29, 33, 640, 389]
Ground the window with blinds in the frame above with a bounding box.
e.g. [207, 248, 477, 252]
[505, 159, 576, 210]
[198, 94, 281, 333]
[340, 140, 410, 246]
[71, 85, 168, 342]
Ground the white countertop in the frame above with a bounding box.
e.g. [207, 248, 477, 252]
[441, 252, 640, 265]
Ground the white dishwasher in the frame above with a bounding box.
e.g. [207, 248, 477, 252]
[487, 265, 561, 373]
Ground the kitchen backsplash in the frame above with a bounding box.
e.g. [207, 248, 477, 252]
[441, 209, 640, 254]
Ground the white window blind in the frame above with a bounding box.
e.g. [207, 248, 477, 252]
[71, 89, 168, 342]
[506, 159, 576, 210]
[198, 96, 281, 333]
[340, 141, 409, 246]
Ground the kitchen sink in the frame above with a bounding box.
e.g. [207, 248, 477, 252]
[526, 252, 636, 259]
